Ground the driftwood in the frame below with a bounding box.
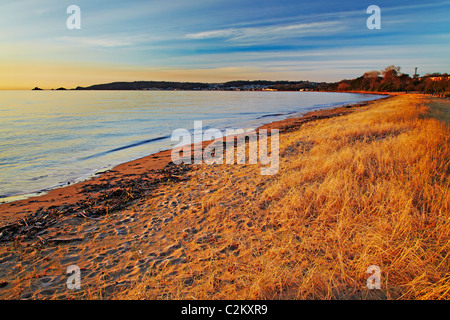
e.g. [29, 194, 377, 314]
[0, 162, 192, 243]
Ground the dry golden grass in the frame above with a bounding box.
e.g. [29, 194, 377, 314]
[121, 94, 448, 300]
[124, 96, 450, 299]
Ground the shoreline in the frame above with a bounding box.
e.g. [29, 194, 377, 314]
[0, 94, 390, 231]
[0, 91, 384, 205]
[1, 94, 447, 300]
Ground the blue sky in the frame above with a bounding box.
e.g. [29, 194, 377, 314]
[1, 0, 449, 89]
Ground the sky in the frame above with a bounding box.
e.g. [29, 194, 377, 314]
[1, 0, 449, 89]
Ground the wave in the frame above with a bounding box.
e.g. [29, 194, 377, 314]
[81, 135, 171, 160]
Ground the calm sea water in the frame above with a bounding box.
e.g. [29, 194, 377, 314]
[0, 90, 383, 200]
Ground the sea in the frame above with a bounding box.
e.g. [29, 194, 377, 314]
[0, 90, 384, 201]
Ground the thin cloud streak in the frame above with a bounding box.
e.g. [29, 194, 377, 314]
[185, 21, 345, 42]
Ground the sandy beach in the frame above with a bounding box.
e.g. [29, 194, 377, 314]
[0, 94, 448, 300]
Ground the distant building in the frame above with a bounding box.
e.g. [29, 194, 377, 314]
[418, 75, 449, 81]
[429, 76, 449, 81]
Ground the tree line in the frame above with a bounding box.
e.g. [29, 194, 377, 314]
[314, 66, 449, 96]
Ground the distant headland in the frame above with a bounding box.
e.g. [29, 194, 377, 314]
[73, 80, 318, 91]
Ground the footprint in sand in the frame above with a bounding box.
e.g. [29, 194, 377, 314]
[115, 226, 129, 235]
[60, 255, 80, 266]
[36, 276, 61, 288]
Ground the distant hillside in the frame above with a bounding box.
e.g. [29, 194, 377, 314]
[74, 81, 209, 91]
[73, 80, 318, 91]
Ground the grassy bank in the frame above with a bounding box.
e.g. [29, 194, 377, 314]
[0, 94, 448, 300]
[124, 94, 449, 300]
